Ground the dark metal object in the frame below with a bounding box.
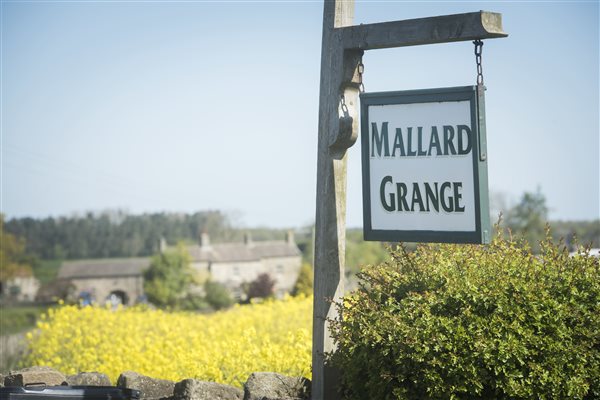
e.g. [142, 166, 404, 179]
[0, 386, 140, 400]
[357, 59, 365, 93]
[474, 39, 484, 85]
[332, 94, 357, 151]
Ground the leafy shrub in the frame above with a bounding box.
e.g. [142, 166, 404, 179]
[329, 235, 600, 399]
[292, 263, 313, 297]
[204, 280, 234, 310]
[247, 273, 276, 300]
[178, 293, 210, 311]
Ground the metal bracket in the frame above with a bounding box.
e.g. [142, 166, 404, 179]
[329, 50, 364, 152]
[476, 84, 487, 162]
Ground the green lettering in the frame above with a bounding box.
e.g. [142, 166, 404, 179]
[411, 183, 425, 212]
[392, 128, 406, 157]
[428, 126, 442, 156]
[424, 182, 439, 212]
[453, 182, 465, 212]
[397, 183, 409, 211]
[443, 125, 457, 155]
[457, 125, 472, 155]
[440, 182, 454, 212]
[406, 127, 417, 156]
[417, 127, 427, 156]
[380, 176, 395, 211]
[371, 122, 390, 157]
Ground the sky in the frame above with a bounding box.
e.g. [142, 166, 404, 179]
[1, 0, 599, 229]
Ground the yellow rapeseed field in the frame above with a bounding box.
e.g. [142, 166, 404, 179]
[24, 296, 312, 387]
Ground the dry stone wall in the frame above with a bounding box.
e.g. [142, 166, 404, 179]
[1, 367, 310, 400]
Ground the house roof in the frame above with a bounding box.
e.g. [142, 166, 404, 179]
[58, 258, 150, 279]
[187, 241, 301, 263]
[57, 237, 301, 279]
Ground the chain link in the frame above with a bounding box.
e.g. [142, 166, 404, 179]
[340, 94, 349, 114]
[357, 57, 365, 93]
[473, 39, 484, 85]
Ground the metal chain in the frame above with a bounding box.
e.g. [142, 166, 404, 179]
[340, 93, 349, 115]
[358, 56, 365, 93]
[473, 39, 484, 85]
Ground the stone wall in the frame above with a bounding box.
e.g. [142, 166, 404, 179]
[1, 367, 310, 400]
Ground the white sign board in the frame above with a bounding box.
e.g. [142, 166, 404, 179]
[360, 86, 491, 244]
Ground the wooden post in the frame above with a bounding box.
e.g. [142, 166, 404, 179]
[312, 2, 357, 400]
[312, 3, 507, 399]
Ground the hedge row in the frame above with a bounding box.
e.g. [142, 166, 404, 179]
[330, 235, 599, 399]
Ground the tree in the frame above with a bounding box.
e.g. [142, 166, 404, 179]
[0, 215, 33, 283]
[3, 210, 233, 260]
[292, 263, 313, 296]
[143, 244, 195, 307]
[246, 273, 276, 300]
[505, 188, 548, 252]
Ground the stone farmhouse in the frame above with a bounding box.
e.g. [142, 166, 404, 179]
[58, 258, 149, 305]
[0, 270, 40, 303]
[185, 232, 302, 299]
[57, 232, 302, 304]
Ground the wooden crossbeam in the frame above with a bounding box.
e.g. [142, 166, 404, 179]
[341, 11, 507, 50]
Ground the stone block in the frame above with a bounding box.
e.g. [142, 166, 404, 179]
[243, 373, 310, 400]
[174, 379, 242, 400]
[66, 372, 112, 386]
[117, 371, 175, 400]
[4, 366, 66, 387]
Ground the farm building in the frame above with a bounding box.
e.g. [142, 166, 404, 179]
[185, 232, 302, 299]
[56, 232, 302, 304]
[57, 258, 149, 305]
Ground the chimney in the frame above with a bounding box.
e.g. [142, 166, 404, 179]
[285, 230, 295, 245]
[200, 231, 210, 249]
[159, 237, 167, 253]
[244, 232, 253, 247]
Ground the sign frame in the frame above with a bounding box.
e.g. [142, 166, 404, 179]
[360, 85, 491, 244]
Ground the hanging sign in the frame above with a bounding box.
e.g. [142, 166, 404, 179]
[360, 86, 491, 244]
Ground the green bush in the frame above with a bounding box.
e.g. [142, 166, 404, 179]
[178, 293, 210, 311]
[292, 263, 313, 296]
[329, 235, 600, 399]
[246, 273, 276, 300]
[204, 280, 234, 310]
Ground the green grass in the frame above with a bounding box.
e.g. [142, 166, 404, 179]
[0, 305, 50, 335]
